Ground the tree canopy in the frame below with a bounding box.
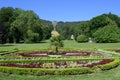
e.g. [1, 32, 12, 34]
[0, 7, 120, 43]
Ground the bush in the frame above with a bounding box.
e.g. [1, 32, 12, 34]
[25, 30, 40, 43]
[0, 59, 119, 75]
[76, 35, 88, 43]
[99, 59, 120, 70]
[0, 66, 93, 75]
[93, 25, 120, 43]
[50, 35, 64, 54]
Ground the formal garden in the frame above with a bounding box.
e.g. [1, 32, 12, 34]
[0, 7, 120, 80]
[0, 40, 120, 76]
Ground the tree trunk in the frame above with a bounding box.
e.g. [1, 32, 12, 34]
[13, 38, 16, 44]
[55, 47, 58, 54]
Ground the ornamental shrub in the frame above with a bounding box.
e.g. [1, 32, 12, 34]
[50, 35, 64, 54]
[99, 59, 120, 70]
[93, 25, 120, 43]
[0, 66, 93, 75]
[76, 35, 89, 43]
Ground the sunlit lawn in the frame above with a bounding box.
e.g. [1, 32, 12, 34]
[0, 40, 120, 80]
[0, 40, 120, 51]
[0, 66, 120, 80]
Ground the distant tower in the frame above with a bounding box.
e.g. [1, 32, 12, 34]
[52, 21, 57, 30]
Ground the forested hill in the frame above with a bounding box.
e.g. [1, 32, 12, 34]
[0, 7, 120, 44]
[41, 19, 87, 39]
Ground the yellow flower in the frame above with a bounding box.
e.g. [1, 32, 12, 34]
[51, 30, 60, 37]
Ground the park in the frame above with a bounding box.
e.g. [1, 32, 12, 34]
[0, 1, 120, 80]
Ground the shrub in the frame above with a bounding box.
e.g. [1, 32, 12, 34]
[76, 35, 89, 43]
[99, 59, 120, 70]
[93, 25, 120, 43]
[50, 35, 64, 54]
[25, 30, 40, 43]
[0, 66, 93, 75]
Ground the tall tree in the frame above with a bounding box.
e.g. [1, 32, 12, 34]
[50, 31, 63, 54]
[11, 10, 44, 43]
[89, 14, 117, 36]
[77, 21, 90, 36]
[0, 7, 14, 43]
[0, 23, 6, 44]
[104, 12, 120, 28]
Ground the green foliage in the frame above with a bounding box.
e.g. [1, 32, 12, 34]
[56, 21, 81, 39]
[0, 7, 120, 44]
[77, 22, 90, 36]
[99, 59, 120, 70]
[0, 49, 18, 56]
[89, 14, 118, 36]
[25, 30, 39, 43]
[93, 25, 120, 43]
[50, 36, 63, 47]
[90, 15, 108, 35]
[0, 23, 6, 44]
[0, 7, 15, 43]
[50, 35, 64, 53]
[0, 57, 104, 64]
[0, 7, 51, 44]
[0, 59, 119, 75]
[1, 66, 120, 80]
[76, 35, 89, 43]
[11, 10, 44, 43]
[104, 12, 120, 27]
[0, 66, 93, 75]
[41, 20, 53, 39]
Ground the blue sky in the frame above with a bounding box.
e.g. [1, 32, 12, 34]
[0, 0, 120, 22]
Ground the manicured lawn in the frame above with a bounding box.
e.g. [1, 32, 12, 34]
[0, 40, 120, 52]
[64, 40, 120, 50]
[0, 40, 120, 80]
[0, 66, 120, 80]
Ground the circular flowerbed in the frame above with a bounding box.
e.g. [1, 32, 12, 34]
[17, 51, 102, 57]
[0, 50, 120, 75]
[115, 50, 120, 53]
[0, 59, 113, 68]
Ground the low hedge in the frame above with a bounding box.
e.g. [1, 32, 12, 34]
[0, 59, 120, 75]
[0, 49, 18, 56]
[0, 66, 93, 75]
[0, 57, 104, 64]
[98, 59, 120, 70]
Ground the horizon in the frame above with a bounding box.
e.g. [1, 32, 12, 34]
[0, 0, 120, 22]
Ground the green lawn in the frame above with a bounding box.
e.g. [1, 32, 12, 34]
[0, 40, 120, 52]
[0, 66, 120, 80]
[0, 40, 120, 80]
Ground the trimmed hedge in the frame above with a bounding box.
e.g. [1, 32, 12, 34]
[99, 59, 120, 70]
[0, 66, 93, 75]
[0, 57, 105, 64]
[0, 59, 120, 75]
[0, 49, 18, 56]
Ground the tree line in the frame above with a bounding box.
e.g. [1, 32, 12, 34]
[56, 12, 120, 43]
[0, 7, 120, 44]
[0, 7, 53, 44]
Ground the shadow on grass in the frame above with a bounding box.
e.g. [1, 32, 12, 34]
[0, 44, 14, 47]
[24, 41, 48, 44]
[40, 41, 48, 43]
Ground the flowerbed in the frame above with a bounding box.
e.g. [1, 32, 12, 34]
[18, 52, 48, 57]
[17, 51, 103, 57]
[0, 59, 113, 68]
[0, 59, 119, 75]
[0, 50, 120, 75]
[115, 50, 120, 53]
